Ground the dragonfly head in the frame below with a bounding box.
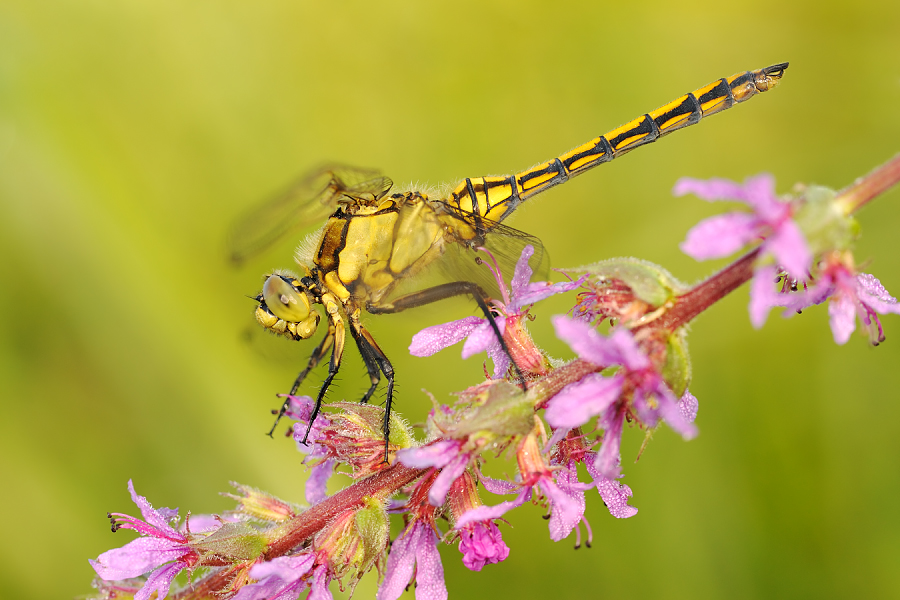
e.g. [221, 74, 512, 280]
[254, 273, 320, 340]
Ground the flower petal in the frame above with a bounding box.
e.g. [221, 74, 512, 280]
[508, 277, 585, 311]
[479, 475, 519, 496]
[91, 537, 188, 580]
[677, 390, 699, 424]
[305, 459, 335, 505]
[545, 467, 585, 542]
[249, 554, 316, 583]
[655, 384, 698, 440]
[377, 525, 420, 600]
[673, 177, 755, 203]
[551, 316, 648, 369]
[749, 265, 785, 328]
[134, 562, 185, 600]
[585, 460, 638, 519]
[857, 273, 900, 314]
[428, 453, 470, 507]
[397, 440, 461, 469]
[593, 404, 625, 478]
[307, 565, 333, 600]
[454, 489, 531, 530]
[828, 293, 857, 344]
[413, 527, 448, 600]
[461, 319, 504, 359]
[766, 218, 811, 279]
[510, 245, 536, 295]
[458, 521, 510, 572]
[126, 481, 181, 539]
[680, 212, 759, 260]
[409, 317, 485, 357]
[544, 373, 623, 430]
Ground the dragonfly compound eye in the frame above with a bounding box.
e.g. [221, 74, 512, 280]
[262, 275, 312, 323]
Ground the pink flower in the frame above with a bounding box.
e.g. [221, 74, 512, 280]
[396, 440, 471, 507]
[457, 521, 510, 571]
[89, 481, 202, 600]
[675, 174, 812, 327]
[788, 260, 900, 345]
[454, 436, 583, 543]
[409, 245, 583, 377]
[231, 554, 332, 600]
[377, 520, 447, 600]
[546, 316, 698, 477]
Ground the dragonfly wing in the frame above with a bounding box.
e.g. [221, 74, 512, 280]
[383, 203, 549, 305]
[227, 165, 393, 265]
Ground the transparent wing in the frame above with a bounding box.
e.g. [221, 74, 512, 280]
[228, 165, 393, 266]
[384, 203, 550, 304]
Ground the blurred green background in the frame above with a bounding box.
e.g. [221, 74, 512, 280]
[2, 1, 899, 598]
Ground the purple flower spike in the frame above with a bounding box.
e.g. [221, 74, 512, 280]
[458, 521, 510, 571]
[377, 521, 447, 600]
[90, 481, 201, 600]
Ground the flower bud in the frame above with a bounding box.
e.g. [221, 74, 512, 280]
[314, 496, 389, 588]
[316, 403, 414, 477]
[225, 482, 300, 522]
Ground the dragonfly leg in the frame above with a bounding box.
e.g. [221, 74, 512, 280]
[300, 309, 346, 446]
[349, 319, 395, 462]
[267, 327, 335, 437]
[367, 281, 527, 390]
[348, 324, 382, 405]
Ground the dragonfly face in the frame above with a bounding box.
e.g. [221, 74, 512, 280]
[254, 273, 320, 341]
[229, 63, 789, 462]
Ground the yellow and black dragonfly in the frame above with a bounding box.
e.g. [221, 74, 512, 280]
[229, 63, 788, 459]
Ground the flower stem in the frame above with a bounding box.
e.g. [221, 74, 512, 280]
[648, 249, 760, 332]
[173, 464, 426, 599]
[836, 153, 900, 215]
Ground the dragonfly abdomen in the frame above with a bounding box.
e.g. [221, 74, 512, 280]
[446, 63, 788, 225]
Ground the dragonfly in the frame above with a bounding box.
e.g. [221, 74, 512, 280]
[229, 62, 789, 459]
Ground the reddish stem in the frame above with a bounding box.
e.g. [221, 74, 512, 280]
[648, 249, 760, 332]
[837, 153, 900, 215]
[174, 464, 426, 599]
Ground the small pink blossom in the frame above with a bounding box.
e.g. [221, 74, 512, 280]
[675, 174, 813, 327]
[396, 440, 471, 507]
[547, 316, 698, 477]
[457, 521, 510, 571]
[231, 554, 330, 600]
[89, 481, 203, 600]
[788, 261, 900, 345]
[377, 520, 447, 600]
[409, 245, 583, 376]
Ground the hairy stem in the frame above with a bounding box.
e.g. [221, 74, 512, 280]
[174, 464, 426, 599]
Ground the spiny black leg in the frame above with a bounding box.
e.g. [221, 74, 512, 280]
[382, 370, 395, 463]
[301, 350, 341, 445]
[267, 330, 334, 437]
[368, 281, 527, 390]
[349, 323, 382, 405]
[354, 325, 395, 462]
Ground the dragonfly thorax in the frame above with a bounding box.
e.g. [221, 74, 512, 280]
[255, 273, 320, 341]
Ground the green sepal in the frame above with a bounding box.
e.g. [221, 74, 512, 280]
[793, 185, 859, 256]
[190, 521, 266, 562]
[660, 329, 691, 398]
[567, 258, 686, 307]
